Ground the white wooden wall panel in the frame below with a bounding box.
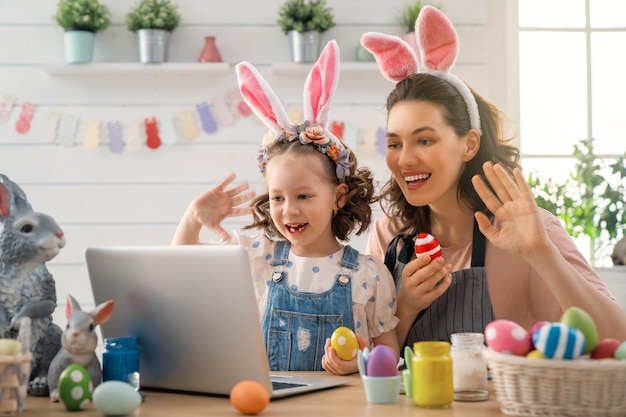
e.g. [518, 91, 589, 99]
[0, 0, 504, 339]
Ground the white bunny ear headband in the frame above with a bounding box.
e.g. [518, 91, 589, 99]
[360, 6, 481, 135]
[236, 40, 353, 180]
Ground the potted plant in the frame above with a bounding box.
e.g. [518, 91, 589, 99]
[528, 137, 626, 266]
[277, 0, 335, 63]
[398, 1, 442, 54]
[53, 0, 111, 64]
[126, 0, 182, 63]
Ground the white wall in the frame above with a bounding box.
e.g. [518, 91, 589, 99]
[0, 0, 505, 330]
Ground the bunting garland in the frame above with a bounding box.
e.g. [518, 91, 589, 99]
[0, 89, 386, 157]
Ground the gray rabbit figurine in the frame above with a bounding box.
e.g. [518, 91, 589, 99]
[48, 293, 114, 402]
[0, 173, 66, 396]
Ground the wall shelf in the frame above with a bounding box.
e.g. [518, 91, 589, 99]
[270, 62, 379, 75]
[40, 62, 231, 76]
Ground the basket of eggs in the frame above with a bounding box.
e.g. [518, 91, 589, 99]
[483, 307, 626, 417]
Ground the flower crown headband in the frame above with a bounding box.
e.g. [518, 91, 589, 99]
[236, 40, 353, 180]
[360, 6, 482, 135]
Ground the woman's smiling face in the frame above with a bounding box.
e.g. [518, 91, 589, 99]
[385, 100, 477, 209]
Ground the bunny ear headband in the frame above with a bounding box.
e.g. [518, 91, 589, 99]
[360, 6, 481, 135]
[236, 40, 353, 180]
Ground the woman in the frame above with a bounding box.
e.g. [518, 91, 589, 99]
[361, 6, 626, 348]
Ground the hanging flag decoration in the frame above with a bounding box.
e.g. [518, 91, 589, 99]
[43, 111, 60, 143]
[211, 96, 235, 127]
[196, 101, 217, 134]
[342, 123, 358, 150]
[83, 119, 101, 149]
[377, 127, 386, 156]
[361, 126, 378, 157]
[15, 102, 36, 134]
[126, 120, 143, 151]
[179, 109, 200, 141]
[159, 117, 177, 145]
[107, 121, 125, 154]
[225, 89, 252, 117]
[288, 106, 303, 125]
[145, 117, 161, 149]
[0, 95, 16, 124]
[57, 114, 79, 147]
[330, 120, 345, 140]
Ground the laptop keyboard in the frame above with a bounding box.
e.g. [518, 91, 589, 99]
[272, 381, 308, 390]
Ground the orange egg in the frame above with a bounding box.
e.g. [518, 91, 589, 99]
[229, 380, 270, 415]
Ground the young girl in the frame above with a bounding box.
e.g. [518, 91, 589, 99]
[172, 41, 399, 375]
[360, 7, 626, 348]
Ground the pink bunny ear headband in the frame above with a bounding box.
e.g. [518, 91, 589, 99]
[360, 6, 481, 135]
[236, 40, 353, 180]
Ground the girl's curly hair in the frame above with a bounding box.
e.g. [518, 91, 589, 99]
[243, 139, 375, 241]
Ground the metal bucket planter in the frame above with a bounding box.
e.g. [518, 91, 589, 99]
[288, 30, 321, 63]
[64, 29, 96, 64]
[136, 29, 171, 64]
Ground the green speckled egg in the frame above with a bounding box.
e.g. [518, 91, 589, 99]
[615, 341, 626, 359]
[58, 364, 93, 411]
[561, 306, 598, 353]
[93, 381, 142, 416]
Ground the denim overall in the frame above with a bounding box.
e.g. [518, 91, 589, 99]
[261, 241, 358, 371]
[384, 220, 495, 347]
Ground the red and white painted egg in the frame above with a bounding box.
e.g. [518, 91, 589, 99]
[414, 233, 442, 261]
[532, 323, 586, 360]
[485, 319, 532, 356]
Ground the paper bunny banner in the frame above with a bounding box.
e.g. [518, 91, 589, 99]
[360, 6, 482, 134]
[235, 40, 353, 180]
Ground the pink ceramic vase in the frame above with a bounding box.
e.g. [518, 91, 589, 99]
[198, 36, 222, 63]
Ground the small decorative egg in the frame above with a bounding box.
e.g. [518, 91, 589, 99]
[485, 319, 532, 356]
[590, 338, 620, 359]
[93, 381, 142, 416]
[58, 364, 93, 411]
[532, 323, 586, 359]
[0, 339, 21, 356]
[561, 306, 598, 353]
[414, 233, 442, 261]
[330, 326, 359, 361]
[366, 345, 397, 377]
[526, 349, 546, 359]
[614, 340, 626, 360]
[230, 380, 270, 415]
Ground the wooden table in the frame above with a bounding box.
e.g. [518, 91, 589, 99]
[20, 373, 506, 416]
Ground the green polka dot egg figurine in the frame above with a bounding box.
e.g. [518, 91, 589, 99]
[58, 364, 93, 411]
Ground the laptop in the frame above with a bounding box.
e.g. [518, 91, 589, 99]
[84, 244, 351, 398]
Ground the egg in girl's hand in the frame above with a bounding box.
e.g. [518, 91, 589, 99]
[330, 326, 359, 360]
[93, 381, 142, 416]
[414, 233, 442, 261]
[366, 345, 398, 377]
[58, 364, 93, 411]
[485, 319, 532, 356]
[230, 380, 270, 415]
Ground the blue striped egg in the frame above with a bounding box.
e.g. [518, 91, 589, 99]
[532, 323, 586, 359]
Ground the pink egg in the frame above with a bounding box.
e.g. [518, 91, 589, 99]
[366, 345, 397, 377]
[485, 319, 532, 356]
[591, 338, 620, 359]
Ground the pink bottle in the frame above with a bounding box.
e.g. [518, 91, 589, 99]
[198, 36, 222, 63]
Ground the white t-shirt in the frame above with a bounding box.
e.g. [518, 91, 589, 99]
[233, 232, 399, 346]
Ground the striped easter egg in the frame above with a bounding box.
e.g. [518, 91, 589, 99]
[532, 322, 586, 359]
[414, 233, 442, 260]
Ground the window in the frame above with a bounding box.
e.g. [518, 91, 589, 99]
[516, 0, 626, 265]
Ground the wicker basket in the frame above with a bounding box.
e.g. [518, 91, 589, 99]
[484, 349, 626, 417]
[0, 352, 31, 414]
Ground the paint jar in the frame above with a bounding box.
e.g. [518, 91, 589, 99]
[102, 337, 140, 389]
[450, 333, 489, 401]
[411, 341, 453, 408]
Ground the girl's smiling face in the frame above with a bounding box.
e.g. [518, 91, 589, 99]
[265, 152, 347, 257]
[385, 100, 479, 211]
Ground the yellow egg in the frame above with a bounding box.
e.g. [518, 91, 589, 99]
[526, 349, 546, 359]
[330, 326, 358, 360]
[0, 339, 21, 355]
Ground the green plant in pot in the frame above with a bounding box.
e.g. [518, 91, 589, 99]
[528, 137, 626, 266]
[277, 0, 335, 63]
[53, 0, 111, 64]
[398, 1, 442, 54]
[126, 0, 182, 64]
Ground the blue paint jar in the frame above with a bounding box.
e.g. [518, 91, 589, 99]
[102, 337, 140, 387]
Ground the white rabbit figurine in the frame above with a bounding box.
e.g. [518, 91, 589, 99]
[47, 293, 114, 402]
